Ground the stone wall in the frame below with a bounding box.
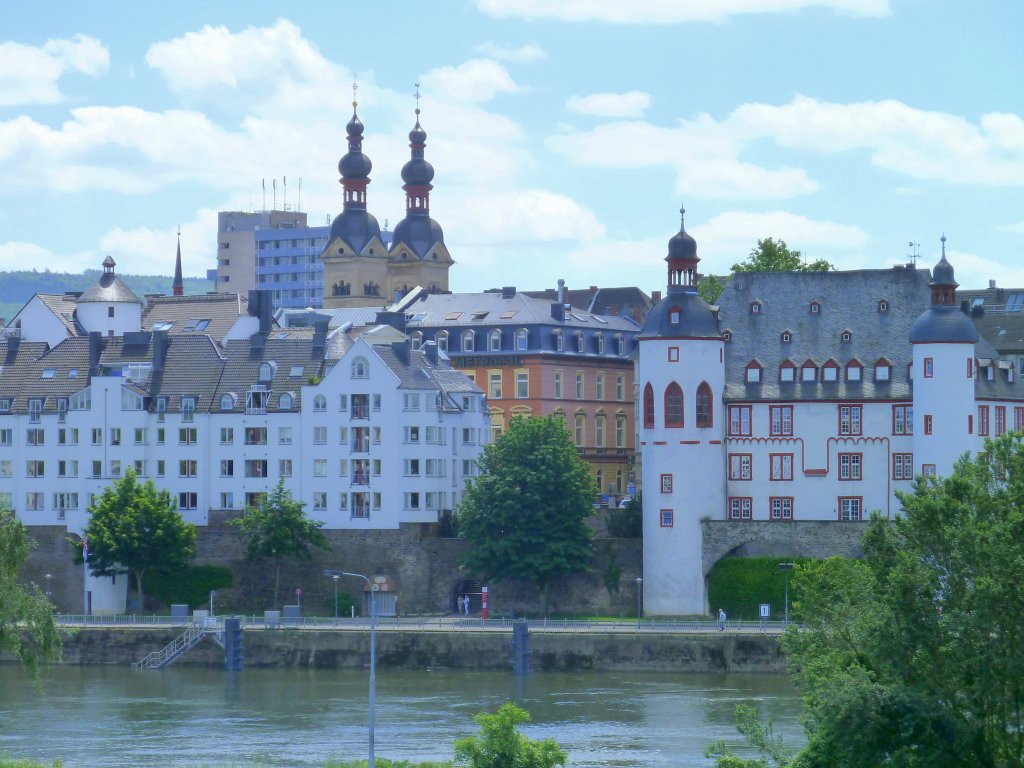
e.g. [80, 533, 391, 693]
[18, 525, 84, 613]
[701, 520, 869, 577]
[46, 627, 785, 673]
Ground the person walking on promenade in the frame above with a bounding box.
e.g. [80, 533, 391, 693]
[718, 608, 726, 631]
[463, 594, 470, 615]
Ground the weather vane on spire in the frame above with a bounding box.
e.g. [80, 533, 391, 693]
[352, 76, 359, 109]
[414, 82, 421, 116]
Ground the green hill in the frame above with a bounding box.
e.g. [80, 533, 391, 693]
[0, 269, 213, 324]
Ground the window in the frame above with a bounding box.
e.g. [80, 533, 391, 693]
[244, 459, 268, 478]
[313, 394, 327, 412]
[728, 405, 752, 436]
[181, 397, 196, 421]
[26, 428, 44, 446]
[404, 426, 420, 444]
[58, 428, 78, 445]
[615, 414, 626, 448]
[779, 362, 795, 383]
[92, 428, 102, 445]
[810, 301, 820, 315]
[924, 357, 934, 378]
[516, 329, 528, 351]
[404, 458, 421, 477]
[978, 405, 990, 436]
[313, 459, 327, 477]
[664, 382, 683, 427]
[156, 460, 165, 477]
[278, 392, 293, 410]
[576, 373, 585, 400]
[922, 464, 936, 479]
[553, 330, 564, 352]
[574, 413, 585, 447]
[875, 360, 891, 382]
[750, 301, 761, 314]
[312, 492, 327, 511]
[245, 427, 267, 445]
[54, 492, 78, 513]
[0, 461, 10, 477]
[660, 509, 674, 527]
[839, 404, 862, 436]
[1015, 407, 1024, 432]
[841, 330, 852, 343]
[373, 394, 381, 412]
[801, 361, 816, 382]
[996, 406, 1006, 436]
[729, 454, 752, 481]
[179, 492, 198, 510]
[488, 372, 502, 400]
[26, 460, 44, 478]
[489, 329, 501, 351]
[595, 374, 604, 401]
[879, 299, 888, 313]
[669, 308, 681, 324]
[462, 331, 475, 352]
[729, 498, 753, 520]
[846, 361, 862, 381]
[436, 331, 448, 353]
[839, 497, 862, 521]
[404, 492, 421, 510]
[554, 372, 563, 400]
[770, 454, 793, 481]
[660, 474, 673, 493]
[893, 405, 913, 435]
[313, 426, 327, 445]
[219, 492, 234, 509]
[576, 332, 585, 353]
[245, 388, 266, 415]
[668, 347, 680, 363]
[179, 460, 198, 478]
[220, 393, 235, 410]
[839, 453, 863, 481]
[109, 460, 121, 478]
[696, 382, 712, 428]
[643, 383, 654, 429]
[401, 393, 419, 412]
[893, 453, 913, 480]
[746, 362, 762, 384]
[968, 358, 974, 379]
[351, 357, 368, 378]
[219, 459, 235, 478]
[924, 414, 933, 435]
[134, 428, 147, 445]
[770, 405, 793, 436]
[26, 492, 44, 511]
[179, 427, 197, 445]
[278, 426, 292, 445]
[515, 371, 529, 399]
[781, 331, 792, 343]
[770, 498, 793, 521]
[595, 415, 606, 447]
[823, 361, 839, 382]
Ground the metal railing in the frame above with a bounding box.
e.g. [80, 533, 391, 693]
[131, 621, 213, 670]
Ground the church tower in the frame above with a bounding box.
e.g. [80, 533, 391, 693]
[638, 207, 725, 616]
[322, 88, 389, 308]
[910, 236, 978, 478]
[387, 92, 453, 301]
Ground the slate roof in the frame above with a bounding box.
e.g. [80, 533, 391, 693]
[77, 272, 141, 304]
[718, 267, 931, 402]
[0, 338, 82, 411]
[405, 290, 639, 331]
[213, 329, 325, 413]
[973, 312, 1024, 356]
[523, 286, 653, 323]
[35, 294, 83, 335]
[142, 293, 249, 342]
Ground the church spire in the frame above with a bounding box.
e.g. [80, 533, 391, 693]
[338, 78, 372, 212]
[401, 83, 435, 217]
[173, 226, 183, 296]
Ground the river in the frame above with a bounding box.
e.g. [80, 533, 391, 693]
[0, 666, 804, 767]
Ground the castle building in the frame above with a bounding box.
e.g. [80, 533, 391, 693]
[639, 212, 1024, 616]
[321, 100, 452, 308]
[2, 262, 486, 613]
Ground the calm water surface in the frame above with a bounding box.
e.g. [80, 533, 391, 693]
[0, 666, 804, 767]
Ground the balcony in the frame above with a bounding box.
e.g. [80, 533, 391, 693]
[351, 473, 369, 486]
[352, 441, 370, 454]
[351, 407, 369, 420]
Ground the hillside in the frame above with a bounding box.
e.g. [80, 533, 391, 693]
[0, 269, 213, 324]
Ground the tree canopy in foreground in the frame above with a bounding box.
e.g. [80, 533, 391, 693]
[711, 431, 1024, 767]
[0, 510, 61, 677]
[457, 416, 596, 612]
[76, 469, 197, 610]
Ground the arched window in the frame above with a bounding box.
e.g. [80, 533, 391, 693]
[278, 392, 293, 410]
[643, 383, 654, 429]
[696, 382, 713, 428]
[436, 330, 448, 353]
[411, 331, 423, 351]
[489, 329, 502, 351]
[351, 357, 368, 378]
[313, 394, 327, 412]
[595, 334, 605, 354]
[616, 335, 626, 355]
[516, 328, 528, 351]
[553, 330, 564, 352]
[462, 330, 475, 352]
[220, 393, 235, 410]
[575, 332, 585, 353]
[258, 362, 275, 382]
[664, 382, 684, 427]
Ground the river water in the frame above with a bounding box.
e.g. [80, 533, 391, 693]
[0, 666, 804, 767]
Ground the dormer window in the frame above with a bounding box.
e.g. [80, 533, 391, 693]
[436, 330, 448, 353]
[801, 360, 817, 382]
[722, 329, 733, 342]
[278, 392, 294, 410]
[553, 330, 564, 352]
[575, 332, 585, 353]
[220, 393, 235, 410]
[488, 329, 502, 352]
[841, 330, 852, 343]
[781, 330, 792, 343]
[595, 333, 606, 354]
[669, 307, 681, 324]
[751, 301, 762, 314]
[846, 360, 863, 382]
[258, 362, 276, 382]
[616, 334, 625, 355]
[878, 299, 889, 313]
[462, 330, 475, 352]
[810, 301, 821, 315]
[875, 358, 892, 382]
[411, 331, 423, 351]
[745, 361, 762, 384]
[181, 396, 196, 422]
[516, 329, 529, 351]
[823, 359, 839, 382]
[780, 360, 796, 383]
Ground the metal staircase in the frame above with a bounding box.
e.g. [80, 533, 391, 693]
[132, 622, 216, 671]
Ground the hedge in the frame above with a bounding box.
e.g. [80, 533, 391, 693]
[706, 556, 815, 621]
[148, 564, 234, 609]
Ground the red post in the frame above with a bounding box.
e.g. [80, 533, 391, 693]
[481, 586, 489, 619]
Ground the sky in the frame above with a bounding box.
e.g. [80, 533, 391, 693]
[1, 0, 1022, 297]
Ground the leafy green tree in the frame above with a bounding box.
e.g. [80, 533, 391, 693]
[697, 274, 728, 304]
[0, 510, 61, 677]
[230, 479, 328, 609]
[454, 702, 567, 768]
[731, 238, 833, 273]
[76, 469, 197, 611]
[706, 704, 793, 768]
[457, 416, 596, 613]
[776, 432, 1024, 767]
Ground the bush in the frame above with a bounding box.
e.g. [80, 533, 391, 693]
[326, 760, 451, 768]
[148, 565, 234, 609]
[706, 556, 818, 620]
[606, 493, 642, 538]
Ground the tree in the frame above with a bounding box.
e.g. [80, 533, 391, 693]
[454, 702, 567, 768]
[731, 238, 833, 273]
[697, 274, 728, 305]
[0, 510, 61, 677]
[706, 704, 793, 768]
[76, 469, 197, 611]
[230, 479, 328, 609]
[457, 416, 596, 613]
[776, 432, 1024, 767]
[606, 491, 642, 538]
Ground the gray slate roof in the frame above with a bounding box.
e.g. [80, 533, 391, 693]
[76, 272, 141, 304]
[142, 293, 249, 343]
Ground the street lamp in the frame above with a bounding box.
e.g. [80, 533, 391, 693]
[635, 577, 643, 628]
[779, 563, 794, 626]
[331, 574, 340, 623]
[324, 569, 376, 768]
[45, 573, 52, 603]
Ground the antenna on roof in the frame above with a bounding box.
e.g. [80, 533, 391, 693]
[297, 177, 302, 213]
[908, 241, 920, 266]
[262, 178, 266, 212]
[283, 176, 288, 211]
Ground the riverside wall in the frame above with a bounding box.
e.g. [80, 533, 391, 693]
[46, 627, 786, 674]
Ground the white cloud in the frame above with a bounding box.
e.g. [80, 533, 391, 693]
[997, 220, 1024, 236]
[442, 188, 604, 246]
[0, 35, 109, 106]
[732, 95, 1024, 186]
[421, 59, 522, 103]
[473, 42, 547, 62]
[566, 91, 651, 118]
[476, 0, 890, 23]
[944, 248, 1021, 290]
[99, 208, 221, 277]
[546, 118, 818, 200]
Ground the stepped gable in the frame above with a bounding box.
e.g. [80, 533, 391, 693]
[718, 267, 932, 402]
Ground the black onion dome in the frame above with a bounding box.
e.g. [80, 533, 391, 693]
[391, 216, 444, 259]
[401, 156, 434, 185]
[909, 305, 978, 344]
[409, 119, 427, 144]
[329, 209, 381, 253]
[346, 112, 364, 137]
[339, 150, 372, 179]
[641, 291, 719, 339]
[931, 255, 956, 286]
[668, 229, 697, 261]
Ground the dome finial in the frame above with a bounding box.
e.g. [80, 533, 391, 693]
[414, 81, 421, 120]
[679, 202, 686, 232]
[351, 76, 359, 112]
[940, 233, 946, 257]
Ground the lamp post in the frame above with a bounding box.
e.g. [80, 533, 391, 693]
[45, 573, 52, 603]
[779, 563, 794, 626]
[635, 577, 643, 628]
[82, 535, 89, 616]
[324, 569, 376, 768]
[332, 574, 340, 623]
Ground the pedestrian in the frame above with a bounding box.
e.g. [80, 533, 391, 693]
[457, 595, 464, 615]
[463, 594, 470, 615]
[718, 608, 726, 631]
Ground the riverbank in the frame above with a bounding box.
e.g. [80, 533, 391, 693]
[35, 625, 785, 673]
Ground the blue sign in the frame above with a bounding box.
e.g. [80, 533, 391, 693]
[627, 483, 635, 495]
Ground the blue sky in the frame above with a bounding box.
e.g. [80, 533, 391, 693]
[1, 0, 1021, 296]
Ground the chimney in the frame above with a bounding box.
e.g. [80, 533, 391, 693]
[501, 286, 517, 299]
[392, 339, 410, 365]
[590, 285, 598, 295]
[990, 279, 997, 289]
[89, 331, 103, 369]
[423, 340, 439, 366]
[374, 310, 407, 333]
[152, 329, 168, 373]
[312, 321, 328, 355]
[652, 290, 662, 302]
[557, 279, 565, 304]
[248, 290, 274, 335]
[551, 302, 566, 322]
[5, 335, 19, 358]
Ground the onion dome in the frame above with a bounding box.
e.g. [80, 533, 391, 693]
[390, 103, 444, 259]
[667, 212, 698, 262]
[338, 107, 372, 180]
[328, 94, 381, 252]
[909, 236, 976, 344]
[665, 204, 700, 293]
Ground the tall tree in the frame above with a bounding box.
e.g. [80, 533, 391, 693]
[454, 702, 567, 768]
[457, 415, 596, 613]
[731, 238, 833, 273]
[230, 479, 329, 609]
[0, 510, 61, 677]
[76, 469, 197, 611]
[697, 274, 728, 305]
